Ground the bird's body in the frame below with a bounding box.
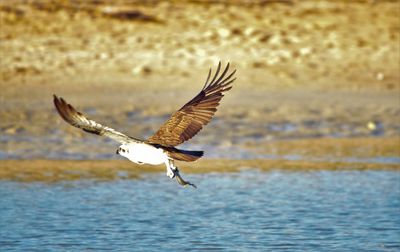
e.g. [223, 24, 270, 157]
[118, 142, 168, 166]
[53, 62, 236, 188]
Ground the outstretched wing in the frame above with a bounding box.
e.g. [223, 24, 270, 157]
[147, 62, 236, 147]
[53, 95, 140, 144]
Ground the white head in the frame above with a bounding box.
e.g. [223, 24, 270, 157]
[116, 144, 130, 158]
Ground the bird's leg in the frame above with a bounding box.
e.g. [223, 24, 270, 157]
[169, 159, 178, 171]
[165, 160, 176, 179]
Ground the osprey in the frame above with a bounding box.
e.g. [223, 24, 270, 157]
[53, 62, 236, 188]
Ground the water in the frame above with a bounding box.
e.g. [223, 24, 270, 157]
[1, 170, 399, 251]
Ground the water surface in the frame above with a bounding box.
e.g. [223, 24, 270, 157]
[1, 170, 399, 251]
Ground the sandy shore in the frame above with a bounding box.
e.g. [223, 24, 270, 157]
[1, 1, 399, 90]
[1, 137, 399, 182]
[1, 158, 399, 183]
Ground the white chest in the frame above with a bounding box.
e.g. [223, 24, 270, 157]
[124, 143, 168, 165]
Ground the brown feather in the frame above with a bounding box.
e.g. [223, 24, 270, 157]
[53, 95, 140, 144]
[147, 62, 236, 146]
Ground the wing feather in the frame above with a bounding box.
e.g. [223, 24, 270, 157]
[147, 62, 236, 146]
[53, 95, 140, 144]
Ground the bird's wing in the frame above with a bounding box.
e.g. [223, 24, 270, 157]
[147, 62, 236, 147]
[53, 95, 140, 144]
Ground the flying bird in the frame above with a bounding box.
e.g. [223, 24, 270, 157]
[53, 62, 236, 188]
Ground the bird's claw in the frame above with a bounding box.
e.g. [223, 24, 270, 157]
[167, 169, 175, 179]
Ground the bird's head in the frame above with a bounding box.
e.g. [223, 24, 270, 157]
[116, 145, 129, 157]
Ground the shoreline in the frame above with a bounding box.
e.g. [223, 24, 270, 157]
[1, 158, 399, 182]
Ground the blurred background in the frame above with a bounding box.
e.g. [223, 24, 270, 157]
[0, 1, 399, 251]
[0, 0, 399, 160]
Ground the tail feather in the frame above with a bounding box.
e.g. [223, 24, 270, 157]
[167, 148, 204, 162]
[148, 143, 204, 162]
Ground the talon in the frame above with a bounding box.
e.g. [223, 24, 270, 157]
[167, 170, 175, 179]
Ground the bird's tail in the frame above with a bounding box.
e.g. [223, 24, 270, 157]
[167, 148, 204, 162]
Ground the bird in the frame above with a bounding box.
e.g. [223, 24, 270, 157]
[53, 62, 236, 188]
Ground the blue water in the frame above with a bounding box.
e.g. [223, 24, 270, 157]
[1, 170, 399, 251]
